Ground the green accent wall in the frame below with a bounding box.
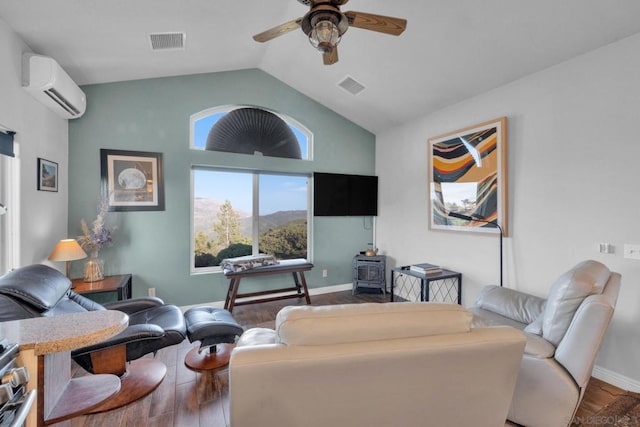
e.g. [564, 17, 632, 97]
[68, 68, 376, 306]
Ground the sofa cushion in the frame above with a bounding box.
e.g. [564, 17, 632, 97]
[0, 264, 71, 311]
[523, 314, 543, 335]
[236, 327, 277, 347]
[469, 306, 528, 330]
[275, 302, 471, 346]
[524, 333, 556, 358]
[542, 260, 610, 346]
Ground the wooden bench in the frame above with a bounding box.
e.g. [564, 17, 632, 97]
[223, 261, 313, 313]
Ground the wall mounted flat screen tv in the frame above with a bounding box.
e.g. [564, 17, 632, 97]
[314, 172, 378, 216]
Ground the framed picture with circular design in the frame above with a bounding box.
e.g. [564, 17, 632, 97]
[100, 149, 165, 211]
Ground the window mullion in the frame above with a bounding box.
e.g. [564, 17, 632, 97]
[252, 173, 260, 255]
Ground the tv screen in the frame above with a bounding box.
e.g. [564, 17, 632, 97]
[314, 172, 378, 216]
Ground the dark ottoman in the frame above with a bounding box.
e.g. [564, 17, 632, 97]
[184, 306, 244, 371]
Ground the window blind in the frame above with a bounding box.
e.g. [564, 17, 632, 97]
[0, 130, 15, 158]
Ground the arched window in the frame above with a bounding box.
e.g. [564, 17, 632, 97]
[190, 105, 311, 160]
[189, 106, 312, 273]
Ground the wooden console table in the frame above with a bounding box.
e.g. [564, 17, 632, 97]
[72, 274, 132, 301]
[223, 261, 313, 312]
[0, 310, 128, 426]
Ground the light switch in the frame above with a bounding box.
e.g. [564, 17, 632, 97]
[623, 244, 640, 260]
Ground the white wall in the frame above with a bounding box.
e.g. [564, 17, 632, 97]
[0, 17, 69, 268]
[376, 32, 640, 389]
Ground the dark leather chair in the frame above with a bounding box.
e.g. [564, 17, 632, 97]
[0, 264, 186, 413]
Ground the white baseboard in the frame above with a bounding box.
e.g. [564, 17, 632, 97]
[179, 283, 353, 313]
[308, 283, 352, 295]
[592, 365, 640, 392]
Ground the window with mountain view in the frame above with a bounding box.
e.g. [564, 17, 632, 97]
[192, 169, 309, 271]
[190, 106, 312, 272]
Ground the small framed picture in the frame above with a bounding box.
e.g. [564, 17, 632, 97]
[100, 149, 165, 211]
[37, 158, 58, 192]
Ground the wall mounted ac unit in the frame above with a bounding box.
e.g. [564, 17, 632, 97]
[22, 53, 86, 119]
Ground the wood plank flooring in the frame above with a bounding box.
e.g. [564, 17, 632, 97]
[68, 290, 634, 427]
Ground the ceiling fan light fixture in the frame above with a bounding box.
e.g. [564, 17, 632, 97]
[253, 1, 406, 65]
[309, 19, 341, 51]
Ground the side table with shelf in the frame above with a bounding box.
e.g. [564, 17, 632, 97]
[390, 267, 462, 304]
[71, 274, 132, 301]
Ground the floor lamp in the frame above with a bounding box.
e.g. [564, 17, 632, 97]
[448, 211, 503, 287]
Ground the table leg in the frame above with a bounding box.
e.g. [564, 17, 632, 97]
[225, 278, 241, 312]
[458, 275, 462, 305]
[292, 272, 301, 295]
[298, 271, 311, 305]
[126, 277, 132, 300]
[390, 271, 395, 302]
[118, 276, 131, 301]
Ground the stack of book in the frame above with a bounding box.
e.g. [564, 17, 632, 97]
[409, 263, 442, 275]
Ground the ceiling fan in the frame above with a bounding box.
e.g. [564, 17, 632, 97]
[253, 0, 407, 65]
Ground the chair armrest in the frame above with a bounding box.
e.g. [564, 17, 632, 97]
[104, 297, 165, 314]
[555, 293, 616, 388]
[68, 291, 107, 311]
[474, 285, 546, 325]
[524, 333, 556, 358]
[71, 323, 165, 357]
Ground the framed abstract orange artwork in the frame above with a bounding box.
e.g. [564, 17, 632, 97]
[428, 117, 508, 236]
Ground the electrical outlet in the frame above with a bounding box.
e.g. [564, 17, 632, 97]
[322, 269, 328, 278]
[598, 243, 614, 254]
[624, 244, 640, 260]
[148, 287, 156, 297]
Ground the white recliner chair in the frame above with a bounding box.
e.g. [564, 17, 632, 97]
[470, 260, 621, 427]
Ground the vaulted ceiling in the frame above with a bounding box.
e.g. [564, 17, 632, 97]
[2, 0, 640, 133]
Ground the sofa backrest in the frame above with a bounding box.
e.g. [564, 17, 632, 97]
[542, 260, 611, 346]
[231, 303, 526, 427]
[274, 302, 471, 346]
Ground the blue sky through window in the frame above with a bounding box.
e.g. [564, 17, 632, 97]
[194, 170, 307, 214]
[260, 174, 308, 215]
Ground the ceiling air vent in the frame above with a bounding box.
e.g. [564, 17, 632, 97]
[338, 76, 366, 96]
[149, 32, 186, 51]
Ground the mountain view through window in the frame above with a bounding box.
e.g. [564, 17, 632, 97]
[190, 106, 311, 271]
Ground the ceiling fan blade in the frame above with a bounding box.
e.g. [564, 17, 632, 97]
[344, 11, 407, 36]
[323, 46, 338, 65]
[253, 18, 303, 43]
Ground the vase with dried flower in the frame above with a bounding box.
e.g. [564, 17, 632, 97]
[78, 197, 115, 282]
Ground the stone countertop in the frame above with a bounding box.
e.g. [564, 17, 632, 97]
[0, 310, 128, 355]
